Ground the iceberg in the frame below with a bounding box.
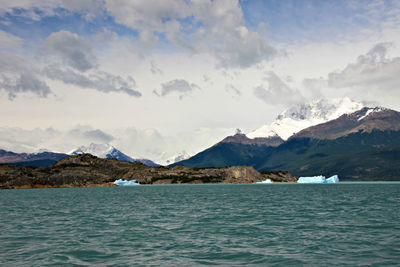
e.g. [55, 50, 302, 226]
[256, 179, 273, 184]
[326, 175, 339, 183]
[113, 179, 140, 186]
[297, 175, 339, 183]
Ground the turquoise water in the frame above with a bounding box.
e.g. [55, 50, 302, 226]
[1, 183, 400, 266]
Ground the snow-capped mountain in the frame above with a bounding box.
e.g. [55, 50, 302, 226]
[70, 143, 159, 166]
[292, 106, 400, 140]
[246, 97, 365, 140]
[165, 150, 191, 165]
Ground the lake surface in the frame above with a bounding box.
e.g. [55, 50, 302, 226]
[1, 183, 400, 266]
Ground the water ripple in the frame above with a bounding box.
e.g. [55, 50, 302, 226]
[1, 183, 400, 266]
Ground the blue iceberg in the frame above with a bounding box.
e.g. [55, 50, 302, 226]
[297, 175, 339, 183]
[256, 179, 273, 184]
[113, 179, 140, 186]
[326, 175, 339, 183]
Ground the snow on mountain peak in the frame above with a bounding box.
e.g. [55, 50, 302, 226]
[357, 107, 386, 121]
[69, 143, 160, 166]
[247, 97, 364, 140]
[165, 150, 191, 165]
[70, 143, 116, 158]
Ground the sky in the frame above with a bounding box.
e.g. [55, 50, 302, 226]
[1, 0, 400, 164]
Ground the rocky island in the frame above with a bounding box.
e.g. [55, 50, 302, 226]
[0, 154, 297, 189]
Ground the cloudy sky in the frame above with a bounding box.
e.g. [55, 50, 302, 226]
[1, 0, 400, 163]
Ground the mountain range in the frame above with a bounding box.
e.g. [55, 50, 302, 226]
[174, 99, 400, 181]
[70, 143, 159, 166]
[0, 149, 68, 167]
[0, 143, 159, 167]
[2, 98, 399, 181]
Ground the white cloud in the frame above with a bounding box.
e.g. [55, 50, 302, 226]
[0, 125, 114, 153]
[254, 71, 305, 106]
[0, 29, 22, 49]
[104, 0, 277, 68]
[328, 42, 400, 91]
[105, 0, 189, 32]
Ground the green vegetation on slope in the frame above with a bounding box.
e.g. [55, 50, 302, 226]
[175, 130, 400, 181]
[256, 130, 400, 180]
[173, 142, 275, 168]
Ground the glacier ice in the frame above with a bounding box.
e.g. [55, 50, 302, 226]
[113, 179, 140, 186]
[256, 179, 273, 184]
[297, 175, 339, 183]
[297, 175, 326, 183]
[326, 175, 339, 183]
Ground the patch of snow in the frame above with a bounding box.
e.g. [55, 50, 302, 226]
[165, 150, 191, 165]
[113, 179, 140, 186]
[69, 143, 134, 162]
[69, 143, 115, 158]
[247, 97, 364, 140]
[357, 107, 385, 121]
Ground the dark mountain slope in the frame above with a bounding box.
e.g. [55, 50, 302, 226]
[256, 129, 400, 181]
[176, 107, 400, 181]
[172, 134, 276, 168]
[0, 149, 69, 167]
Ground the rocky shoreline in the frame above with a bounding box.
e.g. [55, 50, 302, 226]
[0, 154, 297, 189]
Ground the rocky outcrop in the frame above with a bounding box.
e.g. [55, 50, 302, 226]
[220, 133, 284, 146]
[0, 154, 297, 189]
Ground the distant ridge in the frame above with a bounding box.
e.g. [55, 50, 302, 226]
[0, 149, 68, 167]
[70, 143, 159, 166]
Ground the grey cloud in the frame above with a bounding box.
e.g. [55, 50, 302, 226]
[65, 125, 116, 146]
[40, 30, 97, 72]
[150, 60, 163, 75]
[154, 79, 200, 99]
[0, 53, 51, 100]
[0, 127, 59, 151]
[2, 1, 277, 69]
[105, 0, 277, 69]
[328, 43, 400, 90]
[43, 65, 141, 97]
[254, 71, 305, 105]
[214, 26, 277, 68]
[105, 0, 189, 32]
[225, 84, 241, 96]
[0, 125, 115, 153]
[84, 129, 114, 143]
[0, 72, 51, 100]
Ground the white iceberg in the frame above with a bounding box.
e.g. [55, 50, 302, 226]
[256, 179, 273, 184]
[297, 175, 339, 183]
[113, 179, 140, 186]
[326, 175, 339, 183]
